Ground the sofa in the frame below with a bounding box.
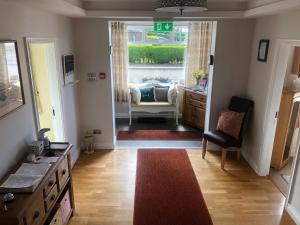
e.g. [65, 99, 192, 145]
[128, 83, 179, 125]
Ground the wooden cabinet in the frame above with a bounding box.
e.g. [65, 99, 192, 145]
[271, 90, 299, 169]
[292, 47, 300, 74]
[183, 90, 206, 130]
[0, 144, 75, 225]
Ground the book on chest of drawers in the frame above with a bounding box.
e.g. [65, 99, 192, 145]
[0, 143, 75, 225]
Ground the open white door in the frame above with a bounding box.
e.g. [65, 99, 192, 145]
[26, 39, 65, 142]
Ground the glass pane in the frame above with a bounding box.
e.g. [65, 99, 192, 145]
[128, 24, 188, 85]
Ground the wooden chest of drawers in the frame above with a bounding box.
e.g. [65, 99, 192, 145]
[0, 143, 75, 225]
[183, 90, 207, 130]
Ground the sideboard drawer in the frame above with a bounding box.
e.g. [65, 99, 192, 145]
[44, 172, 57, 197]
[186, 91, 206, 102]
[45, 185, 58, 212]
[24, 192, 45, 225]
[57, 157, 69, 191]
[186, 98, 206, 109]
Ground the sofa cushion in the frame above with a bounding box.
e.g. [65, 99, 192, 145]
[140, 87, 155, 102]
[129, 84, 141, 104]
[216, 109, 245, 139]
[168, 84, 178, 104]
[154, 86, 169, 102]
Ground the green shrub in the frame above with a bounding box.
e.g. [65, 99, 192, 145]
[128, 44, 186, 64]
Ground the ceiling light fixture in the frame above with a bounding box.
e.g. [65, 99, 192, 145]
[156, 0, 208, 16]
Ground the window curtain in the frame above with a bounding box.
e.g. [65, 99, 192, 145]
[111, 22, 129, 102]
[185, 22, 213, 86]
[0, 44, 9, 101]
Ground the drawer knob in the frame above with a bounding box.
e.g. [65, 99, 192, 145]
[33, 211, 40, 219]
[48, 180, 54, 187]
[62, 169, 67, 175]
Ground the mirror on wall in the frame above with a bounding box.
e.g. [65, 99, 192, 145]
[0, 40, 24, 118]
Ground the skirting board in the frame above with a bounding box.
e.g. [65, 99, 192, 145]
[71, 146, 81, 168]
[286, 204, 300, 225]
[94, 142, 114, 150]
[116, 112, 182, 119]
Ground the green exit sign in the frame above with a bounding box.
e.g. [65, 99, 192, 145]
[154, 22, 174, 32]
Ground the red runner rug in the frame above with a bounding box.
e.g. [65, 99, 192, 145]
[117, 130, 203, 140]
[134, 149, 213, 225]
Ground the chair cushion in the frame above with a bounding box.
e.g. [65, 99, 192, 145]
[140, 87, 155, 102]
[155, 86, 169, 102]
[216, 109, 245, 139]
[203, 131, 242, 148]
[134, 102, 173, 107]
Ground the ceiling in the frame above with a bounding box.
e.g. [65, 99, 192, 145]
[3, 0, 300, 19]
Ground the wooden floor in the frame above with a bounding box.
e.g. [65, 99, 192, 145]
[68, 149, 296, 225]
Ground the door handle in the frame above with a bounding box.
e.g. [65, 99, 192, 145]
[52, 108, 55, 116]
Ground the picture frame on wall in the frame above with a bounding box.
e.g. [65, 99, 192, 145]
[0, 40, 25, 119]
[62, 54, 75, 85]
[257, 39, 270, 62]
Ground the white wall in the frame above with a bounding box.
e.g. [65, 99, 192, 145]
[209, 19, 255, 130]
[244, 9, 300, 172]
[0, 2, 80, 179]
[73, 19, 115, 148]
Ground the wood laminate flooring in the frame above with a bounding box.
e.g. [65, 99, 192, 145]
[68, 149, 296, 225]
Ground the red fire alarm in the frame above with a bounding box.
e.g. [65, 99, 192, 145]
[99, 72, 106, 79]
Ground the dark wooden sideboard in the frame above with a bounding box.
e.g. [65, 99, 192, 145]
[183, 89, 207, 130]
[0, 143, 75, 225]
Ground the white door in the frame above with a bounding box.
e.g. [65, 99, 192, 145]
[27, 40, 65, 142]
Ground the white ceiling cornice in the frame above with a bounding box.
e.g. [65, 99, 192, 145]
[86, 10, 246, 19]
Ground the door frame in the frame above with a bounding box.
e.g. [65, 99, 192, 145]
[259, 39, 300, 176]
[24, 37, 66, 141]
[109, 20, 217, 147]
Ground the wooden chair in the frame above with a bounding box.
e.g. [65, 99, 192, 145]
[202, 96, 254, 169]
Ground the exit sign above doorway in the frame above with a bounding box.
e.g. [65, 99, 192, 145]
[154, 22, 174, 32]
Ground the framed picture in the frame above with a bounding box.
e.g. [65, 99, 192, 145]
[0, 40, 25, 119]
[62, 54, 75, 85]
[257, 39, 270, 62]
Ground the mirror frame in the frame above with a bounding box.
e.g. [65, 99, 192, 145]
[0, 40, 25, 119]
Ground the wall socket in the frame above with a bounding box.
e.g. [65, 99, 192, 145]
[93, 129, 102, 134]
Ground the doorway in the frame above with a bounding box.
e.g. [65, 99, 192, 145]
[26, 39, 65, 142]
[110, 21, 216, 148]
[266, 45, 300, 196]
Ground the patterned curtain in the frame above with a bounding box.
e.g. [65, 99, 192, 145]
[0, 44, 9, 101]
[111, 22, 129, 102]
[185, 22, 213, 86]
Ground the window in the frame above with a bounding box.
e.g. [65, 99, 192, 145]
[127, 24, 189, 85]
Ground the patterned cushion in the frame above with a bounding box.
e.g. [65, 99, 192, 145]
[216, 109, 245, 140]
[140, 87, 155, 102]
[154, 87, 169, 102]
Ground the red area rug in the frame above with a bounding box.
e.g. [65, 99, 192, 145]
[134, 149, 213, 225]
[117, 130, 203, 140]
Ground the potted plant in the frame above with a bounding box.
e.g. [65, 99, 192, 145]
[192, 70, 207, 86]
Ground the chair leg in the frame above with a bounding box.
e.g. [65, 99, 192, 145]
[221, 149, 227, 170]
[202, 138, 207, 159]
[237, 149, 241, 161]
